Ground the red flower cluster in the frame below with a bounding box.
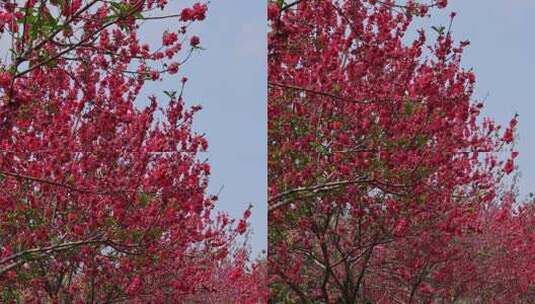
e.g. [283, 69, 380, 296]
[162, 31, 178, 46]
[180, 3, 208, 22]
[190, 35, 201, 47]
[0, 71, 10, 88]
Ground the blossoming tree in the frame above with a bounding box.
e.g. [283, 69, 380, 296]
[0, 0, 265, 302]
[268, 0, 531, 302]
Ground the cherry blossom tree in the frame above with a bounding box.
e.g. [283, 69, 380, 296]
[268, 0, 531, 303]
[0, 0, 265, 302]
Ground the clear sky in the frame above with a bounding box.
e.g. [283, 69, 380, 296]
[183, 0, 267, 255]
[140, 0, 267, 255]
[411, 1, 534, 199]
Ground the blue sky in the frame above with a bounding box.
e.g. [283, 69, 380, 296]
[140, 0, 267, 255]
[412, 1, 534, 199]
[183, 0, 267, 255]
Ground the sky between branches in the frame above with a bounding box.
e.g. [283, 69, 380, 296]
[139, 0, 267, 255]
[412, 0, 534, 199]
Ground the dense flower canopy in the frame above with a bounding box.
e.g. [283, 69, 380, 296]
[268, 0, 533, 303]
[0, 0, 266, 302]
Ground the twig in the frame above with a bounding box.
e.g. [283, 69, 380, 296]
[269, 81, 371, 105]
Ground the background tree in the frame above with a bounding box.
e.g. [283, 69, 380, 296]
[268, 0, 532, 303]
[0, 0, 265, 302]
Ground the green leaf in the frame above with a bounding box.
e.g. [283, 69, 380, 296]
[110, 2, 130, 17]
[139, 192, 150, 207]
[316, 144, 329, 156]
[414, 135, 428, 149]
[404, 102, 414, 115]
[8, 65, 18, 75]
[431, 25, 445, 35]
[110, 2, 124, 13]
[163, 90, 177, 99]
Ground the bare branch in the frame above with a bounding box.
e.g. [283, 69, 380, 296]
[269, 81, 371, 105]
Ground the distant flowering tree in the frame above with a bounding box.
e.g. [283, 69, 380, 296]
[0, 0, 264, 302]
[187, 251, 269, 303]
[268, 0, 531, 303]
